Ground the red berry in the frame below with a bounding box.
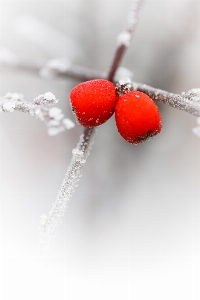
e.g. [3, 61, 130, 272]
[70, 79, 118, 127]
[115, 91, 162, 144]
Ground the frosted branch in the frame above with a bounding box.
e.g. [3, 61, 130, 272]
[0, 48, 106, 81]
[39, 127, 96, 251]
[40, 58, 106, 80]
[133, 82, 200, 117]
[0, 92, 74, 135]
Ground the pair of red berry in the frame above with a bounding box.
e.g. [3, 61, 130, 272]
[70, 79, 162, 144]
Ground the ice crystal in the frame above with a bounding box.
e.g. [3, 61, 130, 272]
[114, 67, 133, 82]
[62, 118, 75, 130]
[47, 127, 64, 136]
[184, 88, 200, 103]
[116, 78, 133, 95]
[33, 92, 58, 105]
[40, 58, 71, 79]
[48, 107, 62, 118]
[192, 126, 200, 138]
[2, 101, 16, 112]
[117, 31, 132, 47]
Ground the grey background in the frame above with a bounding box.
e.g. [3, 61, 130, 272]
[0, 0, 200, 299]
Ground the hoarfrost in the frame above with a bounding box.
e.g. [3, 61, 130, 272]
[48, 107, 62, 118]
[33, 92, 58, 105]
[48, 127, 64, 136]
[62, 118, 75, 129]
[3, 101, 16, 112]
[40, 58, 71, 79]
[114, 67, 133, 81]
[192, 126, 200, 138]
[117, 31, 132, 47]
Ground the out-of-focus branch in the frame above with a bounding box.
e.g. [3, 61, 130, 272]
[40, 58, 106, 81]
[0, 48, 105, 81]
[107, 0, 143, 81]
[0, 48, 134, 82]
[0, 92, 74, 135]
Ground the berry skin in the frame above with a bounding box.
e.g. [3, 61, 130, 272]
[115, 91, 162, 144]
[70, 79, 118, 127]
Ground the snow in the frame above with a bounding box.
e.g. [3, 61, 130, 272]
[3, 101, 16, 112]
[44, 92, 56, 101]
[62, 118, 75, 129]
[117, 31, 132, 47]
[48, 107, 62, 118]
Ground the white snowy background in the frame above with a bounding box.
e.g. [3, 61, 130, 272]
[0, 0, 200, 299]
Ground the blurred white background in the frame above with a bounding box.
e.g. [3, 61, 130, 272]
[0, 0, 200, 299]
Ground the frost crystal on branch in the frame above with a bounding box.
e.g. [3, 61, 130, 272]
[117, 32, 132, 47]
[183, 89, 200, 103]
[39, 58, 72, 79]
[40, 57, 106, 81]
[116, 78, 133, 95]
[33, 92, 58, 105]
